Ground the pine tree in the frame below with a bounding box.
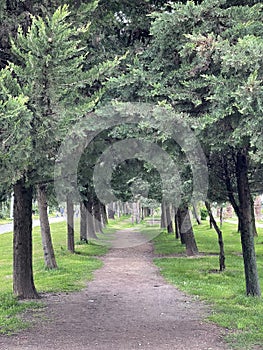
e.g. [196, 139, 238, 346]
[141, 0, 263, 296]
[0, 5, 119, 299]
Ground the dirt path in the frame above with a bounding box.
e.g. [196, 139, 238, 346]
[0, 228, 230, 350]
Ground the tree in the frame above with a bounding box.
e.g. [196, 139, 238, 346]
[80, 201, 88, 243]
[37, 184, 57, 269]
[145, 0, 263, 295]
[205, 201, 225, 271]
[13, 180, 38, 299]
[66, 194, 75, 253]
[112, 0, 262, 295]
[177, 205, 199, 256]
[1, 5, 119, 298]
[0, 71, 38, 298]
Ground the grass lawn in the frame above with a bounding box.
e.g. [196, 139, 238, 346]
[139, 221, 263, 350]
[0, 218, 12, 225]
[0, 218, 117, 334]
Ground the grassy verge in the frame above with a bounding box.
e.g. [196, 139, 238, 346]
[0, 218, 12, 225]
[140, 221, 263, 349]
[0, 219, 112, 334]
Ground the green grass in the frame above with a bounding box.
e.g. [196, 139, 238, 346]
[0, 219, 110, 334]
[140, 221, 263, 349]
[0, 218, 12, 225]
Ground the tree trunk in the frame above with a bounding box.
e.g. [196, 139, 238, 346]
[86, 201, 98, 240]
[166, 204, 174, 234]
[125, 202, 131, 216]
[100, 202, 108, 227]
[219, 207, 223, 228]
[13, 180, 39, 299]
[205, 201, 225, 271]
[236, 149, 261, 297]
[254, 196, 262, 221]
[131, 201, 140, 224]
[174, 211, 180, 240]
[161, 201, 167, 229]
[93, 197, 102, 233]
[142, 207, 148, 220]
[80, 201, 88, 243]
[66, 195, 74, 253]
[115, 201, 121, 218]
[250, 196, 258, 237]
[237, 217, 241, 233]
[177, 208, 185, 244]
[141, 207, 145, 220]
[37, 184, 57, 269]
[178, 205, 198, 256]
[107, 202, 115, 219]
[192, 202, 201, 225]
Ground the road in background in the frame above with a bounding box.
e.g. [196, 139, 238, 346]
[0, 216, 65, 235]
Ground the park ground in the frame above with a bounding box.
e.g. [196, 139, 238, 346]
[0, 218, 262, 349]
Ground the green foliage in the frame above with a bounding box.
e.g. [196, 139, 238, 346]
[200, 207, 208, 220]
[0, 75, 32, 186]
[0, 4, 120, 190]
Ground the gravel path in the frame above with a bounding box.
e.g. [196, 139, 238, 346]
[0, 229, 230, 350]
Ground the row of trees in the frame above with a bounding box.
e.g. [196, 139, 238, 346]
[0, 2, 120, 299]
[109, 0, 263, 296]
[0, 0, 262, 298]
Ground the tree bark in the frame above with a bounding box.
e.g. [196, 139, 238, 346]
[141, 207, 145, 220]
[219, 207, 223, 228]
[100, 202, 108, 227]
[114, 201, 121, 218]
[86, 200, 98, 240]
[80, 201, 88, 243]
[236, 149, 261, 296]
[205, 201, 225, 271]
[93, 197, 103, 233]
[254, 196, 262, 221]
[178, 205, 198, 256]
[13, 180, 39, 299]
[107, 202, 115, 219]
[250, 196, 258, 237]
[160, 200, 167, 229]
[192, 202, 201, 225]
[177, 208, 185, 244]
[141, 207, 148, 220]
[174, 211, 180, 240]
[131, 201, 140, 224]
[37, 184, 57, 269]
[166, 204, 174, 234]
[66, 195, 74, 253]
[238, 218, 241, 233]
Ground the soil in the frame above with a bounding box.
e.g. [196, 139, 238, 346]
[0, 228, 230, 350]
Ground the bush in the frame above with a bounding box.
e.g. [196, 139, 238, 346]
[200, 207, 208, 220]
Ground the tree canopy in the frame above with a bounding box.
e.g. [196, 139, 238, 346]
[0, 0, 262, 298]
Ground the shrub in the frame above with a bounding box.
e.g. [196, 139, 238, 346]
[200, 207, 208, 220]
